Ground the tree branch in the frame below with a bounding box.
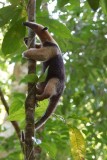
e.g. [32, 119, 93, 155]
[0, 88, 23, 151]
[24, 0, 37, 160]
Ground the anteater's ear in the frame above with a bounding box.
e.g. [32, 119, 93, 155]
[42, 27, 48, 31]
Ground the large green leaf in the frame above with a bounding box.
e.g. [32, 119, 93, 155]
[7, 92, 26, 121]
[69, 127, 86, 160]
[2, 18, 26, 55]
[9, 92, 26, 114]
[35, 99, 48, 118]
[8, 108, 25, 121]
[8, 92, 25, 121]
[0, 5, 18, 27]
[87, 0, 100, 11]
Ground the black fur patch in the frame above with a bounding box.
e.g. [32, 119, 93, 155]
[43, 41, 58, 47]
[42, 27, 48, 31]
[43, 54, 65, 82]
[42, 41, 65, 86]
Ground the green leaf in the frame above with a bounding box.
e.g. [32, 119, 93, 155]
[38, 67, 49, 83]
[100, 0, 107, 14]
[35, 99, 48, 118]
[67, 114, 90, 122]
[9, 92, 26, 114]
[2, 18, 26, 55]
[87, 0, 100, 11]
[57, 0, 70, 8]
[8, 108, 25, 121]
[20, 73, 38, 83]
[41, 142, 57, 159]
[0, 5, 17, 27]
[69, 127, 86, 160]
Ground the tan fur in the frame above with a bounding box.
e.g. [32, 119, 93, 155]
[36, 82, 46, 94]
[36, 78, 59, 101]
[23, 46, 59, 61]
[23, 22, 57, 45]
[38, 31, 57, 44]
[33, 24, 56, 43]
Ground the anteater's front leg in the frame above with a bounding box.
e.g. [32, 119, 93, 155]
[22, 47, 59, 61]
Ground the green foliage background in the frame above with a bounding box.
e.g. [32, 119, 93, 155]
[0, 0, 107, 159]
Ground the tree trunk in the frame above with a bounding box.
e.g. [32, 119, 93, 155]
[24, 0, 37, 160]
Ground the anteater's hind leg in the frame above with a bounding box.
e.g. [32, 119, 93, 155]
[36, 82, 46, 95]
[36, 78, 59, 101]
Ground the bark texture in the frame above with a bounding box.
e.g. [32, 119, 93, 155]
[24, 0, 36, 159]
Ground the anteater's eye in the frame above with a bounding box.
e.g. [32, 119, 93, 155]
[42, 27, 48, 31]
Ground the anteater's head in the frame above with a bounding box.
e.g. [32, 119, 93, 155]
[23, 22, 55, 44]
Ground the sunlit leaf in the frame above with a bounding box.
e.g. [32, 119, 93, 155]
[68, 114, 90, 122]
[35, 99, 48, 118]
[69, 127, 86, 160]
[8, 108, 25, 121]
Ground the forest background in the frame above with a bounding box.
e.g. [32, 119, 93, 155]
[0, 0, 107, 160]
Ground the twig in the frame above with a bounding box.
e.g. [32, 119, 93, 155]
[0, 88, 23, 151]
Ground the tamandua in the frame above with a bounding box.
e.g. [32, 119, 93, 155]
[23, 22, 65, 130]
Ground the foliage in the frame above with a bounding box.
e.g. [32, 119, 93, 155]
[0, 0, 107, 160]
[69, 127, 86, 160]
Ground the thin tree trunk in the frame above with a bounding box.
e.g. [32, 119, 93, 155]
[24, 0, 36, 160]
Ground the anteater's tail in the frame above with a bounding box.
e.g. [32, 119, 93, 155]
[35, 95, 60, 130]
